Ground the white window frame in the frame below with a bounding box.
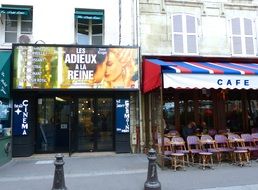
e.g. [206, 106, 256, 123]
[171, 14, 199, 55]
[230, 17, 256, 57]
[75, 18, 103, 45]
[3, 13, 32, 43]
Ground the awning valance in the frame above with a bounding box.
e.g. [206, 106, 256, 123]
[143, 59, 258, 93]
[0, 7, 31, 15]
[75, 10, 103, 20]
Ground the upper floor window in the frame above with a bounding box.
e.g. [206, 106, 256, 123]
[230, 18, 256, 56]
[75, 9, 104, 45]
[172, 14, 198, 55]
[0, 6, 32, 43]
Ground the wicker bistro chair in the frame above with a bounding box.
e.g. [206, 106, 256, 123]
[214, 134, 234, 162]
[157, 137, 173, 156]
[186, 135, 202, 164]
[241, 134, 258, 159]
[171, 136, 190, 167]
[200, 135, 221, 163]
[251, 133, 258, 146]
[208, 129, 217, 137]
[156, 136, 173, 167]
[251, 128, 258, 133]
[168, 130, 180, 136]
[227, 133, 250, 167]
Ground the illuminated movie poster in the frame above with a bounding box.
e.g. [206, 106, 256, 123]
[13, 46, 139, 89]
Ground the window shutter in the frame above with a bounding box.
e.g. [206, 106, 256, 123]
[172, 14, 198, 55]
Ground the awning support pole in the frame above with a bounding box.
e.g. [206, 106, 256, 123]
[160, 71, 165, 168]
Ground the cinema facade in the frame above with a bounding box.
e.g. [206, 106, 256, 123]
[11, 44, 140, 157]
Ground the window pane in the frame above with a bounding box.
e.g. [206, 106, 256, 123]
[21, 14, 32, 21]
[5, 32, 17, 43]
[198, 100, 214, 130]
[92, 35, 102, 45]
[36, 98, 55, 152]
[92, 25, 102, 35]
[186, 15, 196, 33]
[6, 14, 18, 20]
[21, 22, 32, 33]
[92, 19, 102, 24]
[77, 18, 90, 44]
[5, 20, 17, 31]
[232, 36, 242, 54]
[244, 18, 253, 35]
[78, 18, 89, 23]
[226, 100, 243, 132]
[174, 34, 183, 53]
[78, 23, 89, 34]
[245, 37, 254, 55]
[173, 15, 182, 32]
[77, 33, 89, 45]
[231, 18, 240, 35]
[187, 35, 197, 53]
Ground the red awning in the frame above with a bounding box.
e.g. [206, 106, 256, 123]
[142, 59, 258, 93]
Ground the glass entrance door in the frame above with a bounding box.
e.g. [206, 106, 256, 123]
[77, 98, 114, 151]
[36, 97, 74, 153]
[96, 98, 114, 151]
[54, 97, 70, 152]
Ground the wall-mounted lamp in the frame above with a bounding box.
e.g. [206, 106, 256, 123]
[35, 40, 45, 44]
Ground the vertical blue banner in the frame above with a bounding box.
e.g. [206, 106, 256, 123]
[116, 99, 130, 133]
[13, 99, 29, 136]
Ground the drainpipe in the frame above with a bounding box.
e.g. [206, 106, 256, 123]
[135, 0, 145, 153]
[139, 50, 145, 153]
[161, 0, 165, 12]
[119, 0, 121, 45]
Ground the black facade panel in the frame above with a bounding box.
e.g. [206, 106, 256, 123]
[12, 143, 34, 157]
[115, 133, 130, 153]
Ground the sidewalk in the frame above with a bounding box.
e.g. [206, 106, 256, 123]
[0, 153, 258, 190]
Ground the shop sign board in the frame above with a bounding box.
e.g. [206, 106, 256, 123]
[163, 73, 258, 90]
[13, 45, 139, 90]
[116, 99, 130, 133]
[13, 99, 29, 136]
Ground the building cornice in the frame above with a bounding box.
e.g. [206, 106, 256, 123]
[164, 0, 203, 7]
[224, 2, 258, 10]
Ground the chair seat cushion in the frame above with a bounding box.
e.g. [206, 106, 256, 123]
[176, 150, 190, 154]
[236, 147, 248, 150]
[207, 148, 220, 153]
[217, 147, 234, 152]
[190, 149, 201, 154]
[164, 151, 173, 156]
[171, 153, 184, 156]
[245, 146, 258, 151]
[199, 152, 213, 155]
[234, 150, 248, 153]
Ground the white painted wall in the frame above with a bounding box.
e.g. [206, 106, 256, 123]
[140, 0, 258, 57]
[0, 0, 136, 49]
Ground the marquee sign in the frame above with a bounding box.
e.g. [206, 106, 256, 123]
[116, 99, 130, 133]
[13, 99, 29, 136]
[13, 45, 139, 90]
